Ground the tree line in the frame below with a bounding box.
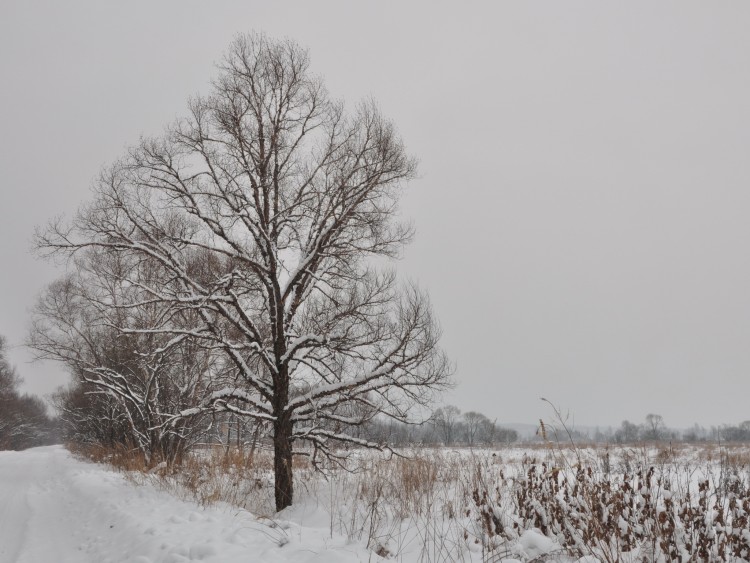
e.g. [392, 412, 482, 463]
[341, 405, 518, 447]
[543, 413, 750, 444]
[0, 336, 57, 450]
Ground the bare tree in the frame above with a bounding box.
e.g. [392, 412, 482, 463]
[492, 425, 518, 445]
[642, 413, 666, 441]
[0, 340, 23, 448]
[478, 416, 496, 445]
[432, 405, 461, 446]
[29, 248, 216, 465]
[35, 33, 451, 510]
[719, 421, 750, 442]
[614, 419, 641, 443]
[0, 337, 20, 397]
[463, 411, 487, 447]
[0, 336, 54, 450]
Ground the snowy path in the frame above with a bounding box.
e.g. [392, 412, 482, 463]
[0, 446, 370, 563]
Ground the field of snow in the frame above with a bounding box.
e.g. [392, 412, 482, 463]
[3, 444, 750, 562]
[0, 446, 377, 563]
[0, 445, 596, 563]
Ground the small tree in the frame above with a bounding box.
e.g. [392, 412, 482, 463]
[36, 33, 450, 510]
[615, 419, 641, 443]
[432, 405, 461, 445]
[642, 413, 666, 441]
[478, 416, 497, 445]
[463, 411, 488, 446]
[493, 426, 518, 445]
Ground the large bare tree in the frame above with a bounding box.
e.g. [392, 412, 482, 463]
[36, 33, 450, 510]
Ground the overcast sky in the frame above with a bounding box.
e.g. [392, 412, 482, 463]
[2, 1, 750, 429]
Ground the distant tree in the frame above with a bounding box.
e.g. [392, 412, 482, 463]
[682, 424, 708, 442]
[493, 426, 518, 444]
[594, 427, 615, 443]
[740, 421, 750, 440]
[0, 350, 23, 448]
[478, 416, 497, 445]
[0, 336, 55, 450]
[642, 413, 666, 441]
[614, 419, 640, 443]
[0, 337, 20, 398]
[719, 421, 750, 442]
[432, 405, 461, 445]
[463, 411, 488, 446]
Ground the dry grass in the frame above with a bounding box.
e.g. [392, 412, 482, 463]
[68, 442, 150, 472]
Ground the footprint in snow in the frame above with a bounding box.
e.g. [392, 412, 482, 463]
[188, 543, 218, 560]
[169, 515, 187, 524]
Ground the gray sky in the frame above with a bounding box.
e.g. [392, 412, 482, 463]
[2, 1, 750, 429]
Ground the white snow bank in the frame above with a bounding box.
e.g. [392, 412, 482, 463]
[0, 446, 378, 563]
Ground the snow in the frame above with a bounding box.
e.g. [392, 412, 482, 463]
[515, 530, 558, 559]
[0, 446, 377, 563]
[7, 444, 719, 562]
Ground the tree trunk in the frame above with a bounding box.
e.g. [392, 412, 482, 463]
[236, 418, 242, 454]
[224, 421, 231, 459]
[247, 422, 261, 469]
[273, 414, 294, 511]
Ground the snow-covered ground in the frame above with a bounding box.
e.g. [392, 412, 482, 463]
[5, 444, 743, 562]
[0, 446, 375, 563]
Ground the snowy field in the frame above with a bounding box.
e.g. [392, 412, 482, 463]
[3, 444, 750, 562]
[0, 446, 373, 563]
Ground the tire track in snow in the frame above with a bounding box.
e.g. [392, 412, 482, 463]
[0, 446, 143, 563]
[0, 450, 32, 563]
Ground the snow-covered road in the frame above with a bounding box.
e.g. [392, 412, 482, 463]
[0, 446, 370, 563]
